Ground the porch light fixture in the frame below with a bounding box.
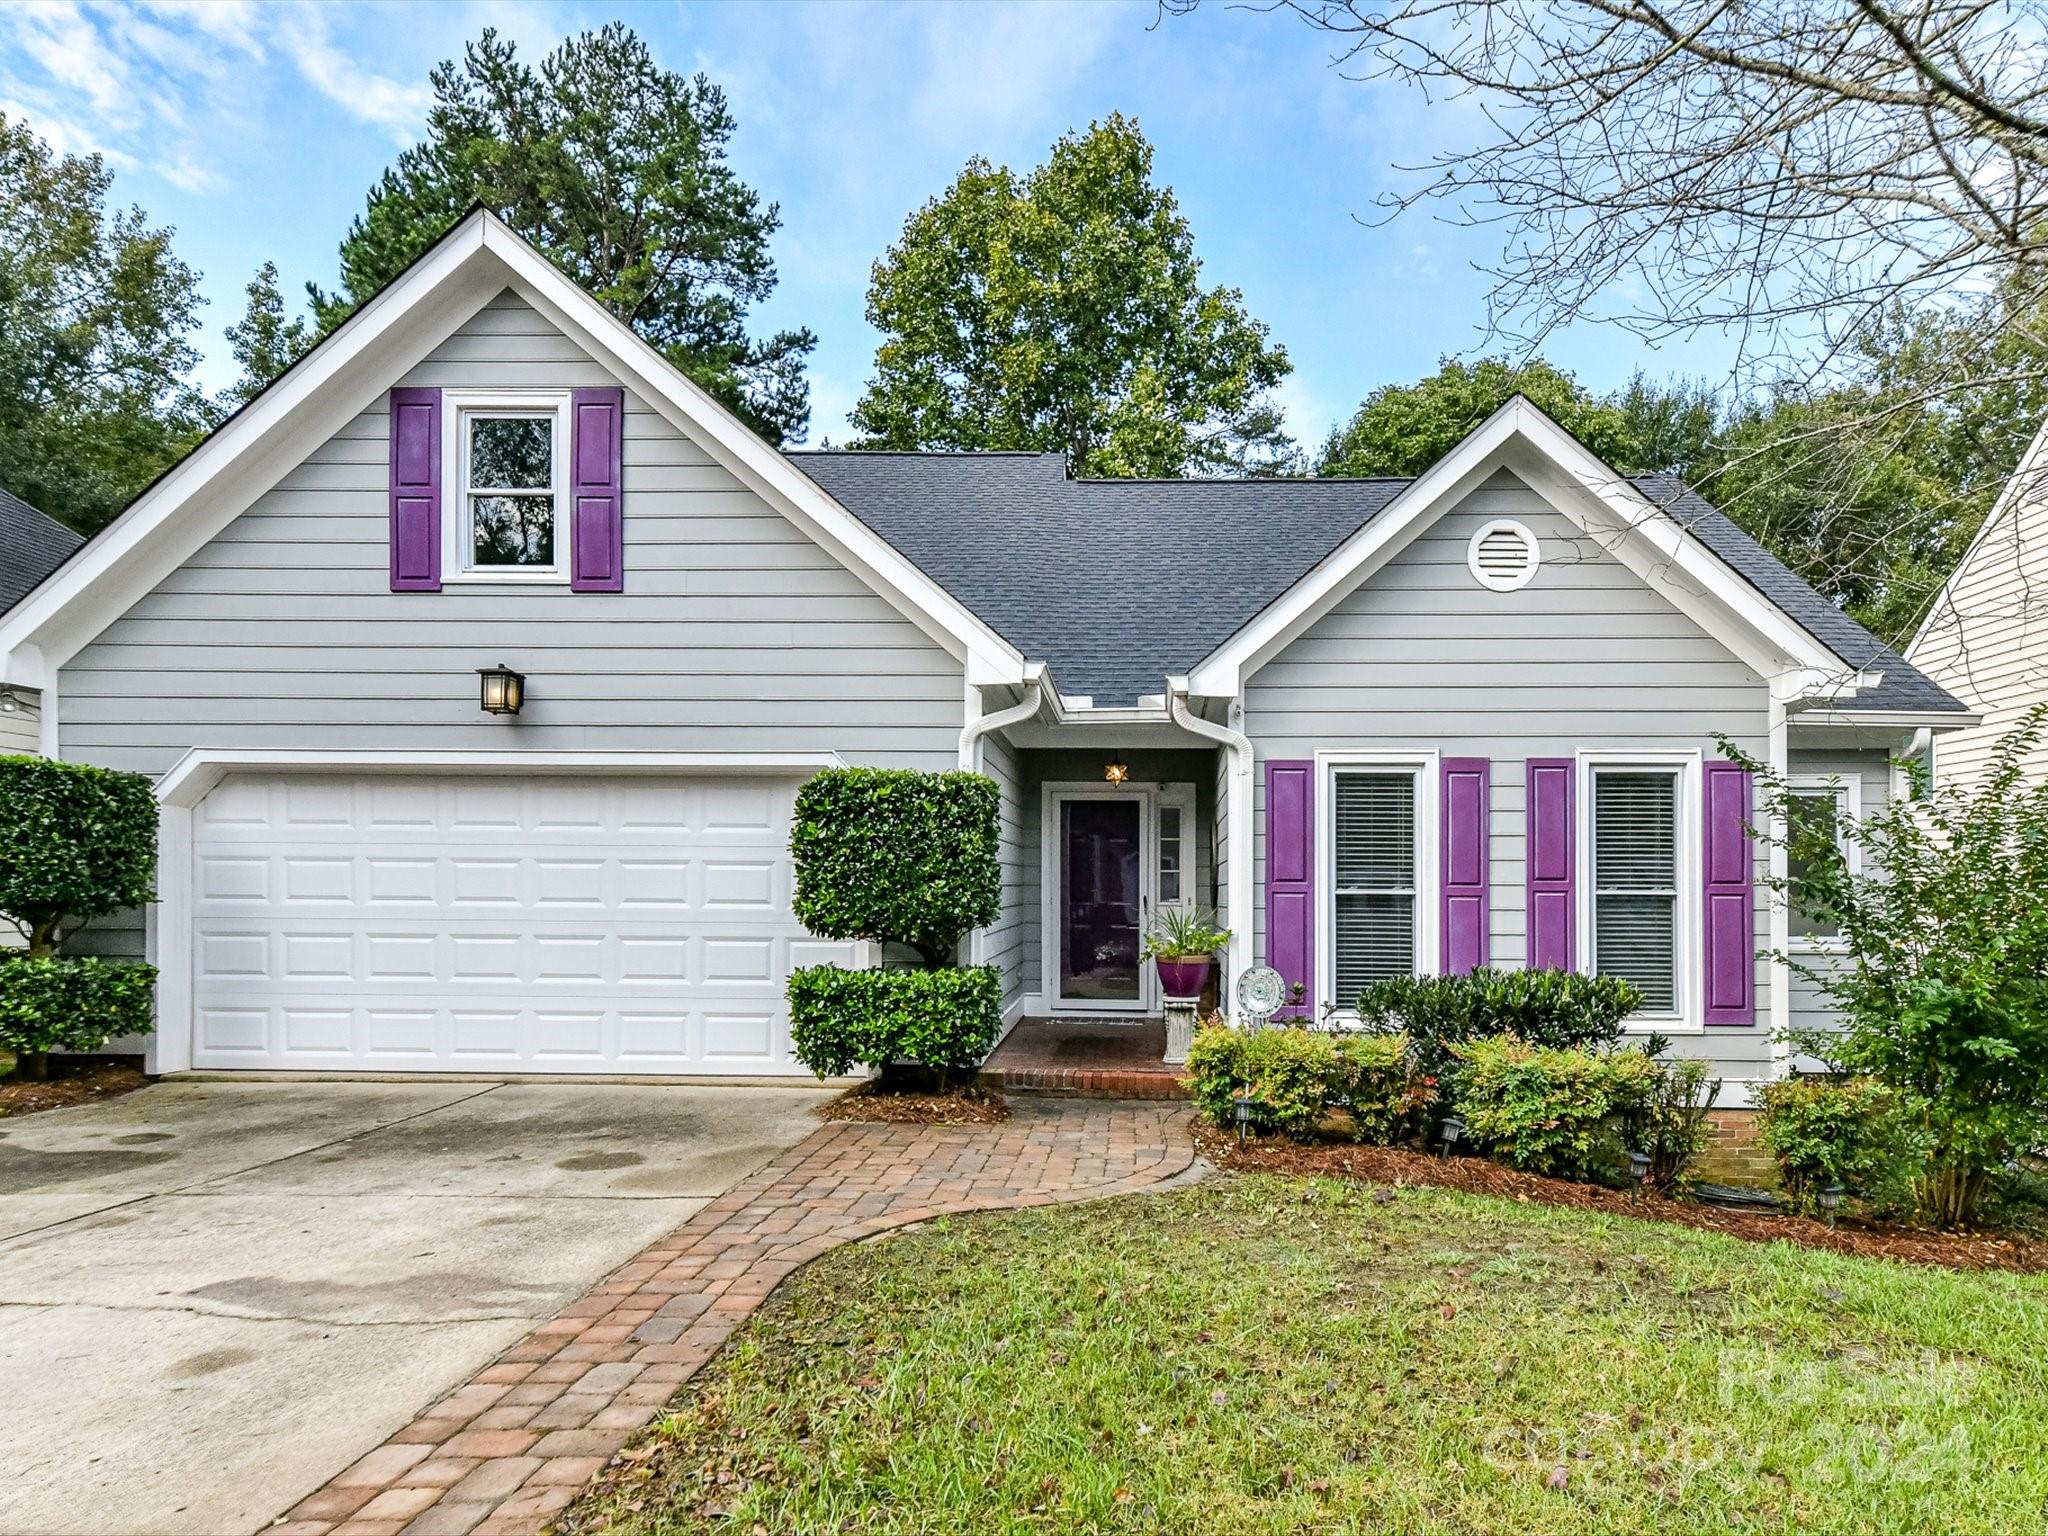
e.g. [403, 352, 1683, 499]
[0, 687, 18, 714]
[1818, 1180, 1846, 1229]
[477, 663, 526, 717]
[1103, 752, 1130, 786]
[1438, 1114, 1465, 1161]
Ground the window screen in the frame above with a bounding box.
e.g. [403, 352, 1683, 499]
[1788, 789, 1845, 940]
[1592, 770, 1678, 1011]
[1332, 771, 1417, 999]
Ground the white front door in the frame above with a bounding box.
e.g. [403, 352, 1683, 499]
[187, 770, 853, 1074]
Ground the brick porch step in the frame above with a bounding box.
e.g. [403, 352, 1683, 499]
[979, 1017, 1191, 1099]
[977, 1064, 1190, 1099]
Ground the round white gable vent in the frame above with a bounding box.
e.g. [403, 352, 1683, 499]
[1467, 519, 1540, 591]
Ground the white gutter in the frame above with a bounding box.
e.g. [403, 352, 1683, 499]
[1167, 678, 1255, 1018]
[958, 665, 1047, 771]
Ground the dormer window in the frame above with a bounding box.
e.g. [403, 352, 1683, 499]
[445, 392, 570, 582]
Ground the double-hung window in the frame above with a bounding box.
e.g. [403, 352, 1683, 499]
[448, 394, 569, 580]
[1331, 769, 1422, 996]
[1590, 767, 1681, 1013]
[1787, 776, 1859, 948]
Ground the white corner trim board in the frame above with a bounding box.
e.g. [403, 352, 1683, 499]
[0, 210, 1028, 692]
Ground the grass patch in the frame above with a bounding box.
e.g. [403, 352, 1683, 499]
[565, 1174, 2048, 1535]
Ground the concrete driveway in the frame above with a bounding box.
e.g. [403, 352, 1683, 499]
[0, 1078, 830, 1536]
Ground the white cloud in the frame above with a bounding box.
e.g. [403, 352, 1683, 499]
[911, 2, 1119, 141]
[271, 6, 431, 143]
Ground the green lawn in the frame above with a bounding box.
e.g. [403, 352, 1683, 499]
[563, 1175, 2048, 1535]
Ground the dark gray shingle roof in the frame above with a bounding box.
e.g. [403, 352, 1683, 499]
[794, 451, 1964, 714]
[0, 487, 82, 614]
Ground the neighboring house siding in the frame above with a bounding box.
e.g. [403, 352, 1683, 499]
[1784, 745, 1892, 1046]
[0, 694, 39, 755]
[980, 727, 1029, 1012]
[1908, 460, 2048, 790]
[1245, 469, 1775, 1076]
[59, 290, 966, 961]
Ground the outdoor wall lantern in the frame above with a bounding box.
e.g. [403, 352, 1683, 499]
[478, 663, 526, 717]
[1438, 1114, 1466, 1161]
[1103, 752, 1130, 785]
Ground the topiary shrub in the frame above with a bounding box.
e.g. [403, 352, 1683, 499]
[0, 953, 157, 1063]
[1753, 1075, 1928, 1217]
[1451, 1036, 1660, 1182]
[787, 964, 1001, 1082]
[0, 755, 158, 1077]
[1356, 967, 1643, 1082]
[790, 768, 1000, 965]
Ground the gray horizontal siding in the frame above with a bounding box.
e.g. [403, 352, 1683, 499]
[60, 289, 966, 780]
[0, 697, 39, 756]
[1784, 745, 1892, 1045]
[979, 727, 1029, 1011]
[1245, 469, 1775, 1077]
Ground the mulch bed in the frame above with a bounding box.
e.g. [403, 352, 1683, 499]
[0, 1054, 151, 1119]
[1193, 1122, 2048, 1276]
[817, 1078, 1012, 1125]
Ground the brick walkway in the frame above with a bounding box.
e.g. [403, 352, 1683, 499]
[269, 1098, 1196, 1536]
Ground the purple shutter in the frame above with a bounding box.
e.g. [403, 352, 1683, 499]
[1265, 760, 1314, 1019]
[388, 388, 441, 592]
[1441, 758, 1490, 974]
[570, 388, 625, 592]
[1703, 760, 1756, 1026]
[1525, 759, 1575, 971]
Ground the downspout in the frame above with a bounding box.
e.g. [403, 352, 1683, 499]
[957, 664, 1046, 772]
[1168, 681, 1254, 1020]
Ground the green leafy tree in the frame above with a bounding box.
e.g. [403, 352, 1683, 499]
[851, 114, 1294, 477]
[1728, 710, 2048, 1227]
[311, 25, 813, 444]
[0, 113, 214, 533]
[1317, 357, 1641, 477]
[222, 262, 313, 408]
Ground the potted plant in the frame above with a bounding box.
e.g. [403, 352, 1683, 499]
[1141, 906, 1230, 998]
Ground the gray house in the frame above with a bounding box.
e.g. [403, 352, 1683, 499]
[0, 211, 1974, 1099]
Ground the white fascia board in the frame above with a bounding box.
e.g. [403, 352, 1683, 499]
[482, 223, 1025, 686]
[154, 746, 847, 808]
[1187, 395, 1859, 699]
[0, 217, 499, 679]
[1789, 708, 1983, 731]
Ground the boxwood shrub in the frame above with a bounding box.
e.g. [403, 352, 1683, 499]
[0, 754, 157, 956]
[788, 964, 1001, 1081]
[1355, 967, 1643, 1082]
[1451, 1036, 1660, 1182]
[790, 768, 1000, 964]
[0, 953, 156, 1058]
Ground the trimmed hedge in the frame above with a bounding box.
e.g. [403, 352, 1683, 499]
[1185, 1024, 1427, 1143]
[0, 755, 157, 955]
[1355, 967, 1642, 1081]
[787, 964, 1001, 1079]
[790, 769, 1000, 964]
[1451, 1036, 1660, 1182]
[0, 953, 156, 1056]
[1753, 1075, 1927, 1217]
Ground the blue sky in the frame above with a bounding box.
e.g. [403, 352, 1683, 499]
[0, 0, 1722, 448]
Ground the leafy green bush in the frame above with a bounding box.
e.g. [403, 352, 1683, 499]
[1629, 1055, 1721, 1192]
[1186, 1025, 1426, 1143]
[790, 769, 1000, 964]
[0, 755, 157, 956]
[1730, 709, 2048, 1226]
[1451, 1037, 1660, 1182]
[1330, 1031, 1432, 1144]
[787, 964, 1000, 1081]
[1355, 967, 1643, 1081]
[0, 953, 156, 1057]
[1753, 1076, 1928, 1217]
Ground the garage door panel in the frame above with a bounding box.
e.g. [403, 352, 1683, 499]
[190, 771, 831, 1074]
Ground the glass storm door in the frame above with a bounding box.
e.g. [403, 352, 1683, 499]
[1058, 798, 1145, 1008]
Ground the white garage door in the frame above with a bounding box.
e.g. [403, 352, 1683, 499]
[189, 771, 851, 1074]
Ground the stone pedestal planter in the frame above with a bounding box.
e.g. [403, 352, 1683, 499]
[1163, 999, 1197, 1066]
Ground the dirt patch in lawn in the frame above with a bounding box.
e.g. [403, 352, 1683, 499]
[0, 1055, 151, 1120]
[1194, 1122, 2048, 1275]
[817, 1078, 1011, 1125]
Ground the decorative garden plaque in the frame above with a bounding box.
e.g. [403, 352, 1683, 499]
[1234, 964, 1286, 1029]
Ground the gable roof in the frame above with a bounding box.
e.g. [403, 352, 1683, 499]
[0, 488, 83, 615]
[797, 447, 1964, 713]
[0, 210, 1025, 692]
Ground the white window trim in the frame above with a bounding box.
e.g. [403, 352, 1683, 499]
[1787, 773, 1863, 955]
[1466, 518, 1541, 591]
[1315, 750, 1440, 1023]
[1156, 784, 1197, 908]
[1575, 750, 1701, 1033]
[441, 389, 573, 584]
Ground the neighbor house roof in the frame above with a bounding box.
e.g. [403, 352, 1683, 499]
[795, 450, 1965, 714]
[0, 487, 83, 615]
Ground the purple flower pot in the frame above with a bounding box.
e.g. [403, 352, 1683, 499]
[1155, 956, 1213, 999]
